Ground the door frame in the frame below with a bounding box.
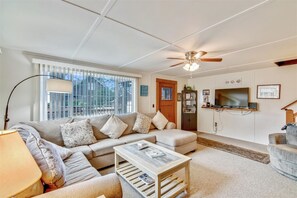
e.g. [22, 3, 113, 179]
[156, 78, 177, 124]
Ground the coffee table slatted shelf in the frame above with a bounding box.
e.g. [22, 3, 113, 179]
[117, 162, 186, 198]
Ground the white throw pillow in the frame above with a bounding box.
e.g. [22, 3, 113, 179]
[60, 119, 97, 148]
[152, 111, 168, 130]
[100, 115, 128, 139]
[133, 113, 152, 134]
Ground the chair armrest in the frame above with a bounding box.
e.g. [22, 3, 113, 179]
[166, 122, 176, 129]
[269, 133, 287, 144]
[33, 173, 122, 198]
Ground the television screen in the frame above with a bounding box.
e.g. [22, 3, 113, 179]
[215, 88, 249, 108]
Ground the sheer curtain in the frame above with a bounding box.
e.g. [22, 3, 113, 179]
[39, 63, 137, 121]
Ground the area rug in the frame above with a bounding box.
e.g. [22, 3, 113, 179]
[197, 137, 270, 164]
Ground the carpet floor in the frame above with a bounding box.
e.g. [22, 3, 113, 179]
[100, 145, 297, 198]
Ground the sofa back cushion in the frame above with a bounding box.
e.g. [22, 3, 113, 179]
[117, 113, 137, 136]
[145, 112, 157, 130]
[286, 124, 297, 146]
[74, 115, 111, 140]
[21, 118, 73, 146]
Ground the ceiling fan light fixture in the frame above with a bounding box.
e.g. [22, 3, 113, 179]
[183, 62, 199, 72]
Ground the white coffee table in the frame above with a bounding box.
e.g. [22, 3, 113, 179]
[114, 140, 191, 198]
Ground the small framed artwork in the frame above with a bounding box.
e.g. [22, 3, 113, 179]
[140, 85, 148, 96]
[257, 84, 281, 99]
[177, 93, 182, 101]
[202, 89, 210, 96]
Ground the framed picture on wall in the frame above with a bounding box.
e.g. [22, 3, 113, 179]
[202, 89, 210, 95]
[140, 85, 148, 96]
[257, 84, 281, 99]
[177, 93, 182, 101]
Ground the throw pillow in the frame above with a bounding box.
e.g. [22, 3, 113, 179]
[26, 134, 66, 189]
[47, 141, 73, 160]
[133, 113, 152, 134]
[100, 115, 128, 139]
[60, 119, 97, 148]
[152, 111, 168, 130]
[145, 112, 157, 130]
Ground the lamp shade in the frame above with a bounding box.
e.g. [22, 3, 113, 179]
[46, 79, 73, 94]
[183, 62, 200, 72]
[0, 131, 42, 197]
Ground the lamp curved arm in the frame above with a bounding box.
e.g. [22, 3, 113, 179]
[3, 74, 61, 130]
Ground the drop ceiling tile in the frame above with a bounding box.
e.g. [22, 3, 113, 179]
[76, 18, 168, 66]
[107, 0, 265, 43]
[65, 0, 109, 14]
[0, 0, 97, 58]
[124, 45, 185, 72]
[177, 0, 297, 54]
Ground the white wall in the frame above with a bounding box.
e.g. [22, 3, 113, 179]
[0, 48, 36, 129]
[188, 66, 297, 144]
[138, 73, 187, 129]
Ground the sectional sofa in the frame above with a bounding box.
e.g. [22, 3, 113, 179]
[14, 112, 197, 197]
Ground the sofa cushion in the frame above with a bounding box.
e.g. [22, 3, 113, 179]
[11, 124, 41, 142]
[63, 152, 100, 187]
[119, 133, 156, 144]
[133, 113, 152, 134]
[117, 113, 137, 135]
[46, 140, 73, 160]
[101, 115, 128, 139]
[26, 134, 66, 189]
[69, 145, 93, 160]
[145, 112, 157, 130]
[286, 124, 297, 146]
[150, 129, 197, 147]
[74, 115, 111, 140]
[89, 139, 125, 157]
[152, 111, 168, 130]
[21, 118, 73, 146]
[268, 144, 297, 163]
[61, 119, 97, 148]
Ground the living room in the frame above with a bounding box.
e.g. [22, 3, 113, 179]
[0, 0, 297, 198]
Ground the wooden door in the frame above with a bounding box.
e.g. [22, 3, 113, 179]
[156, 78, 177, 123]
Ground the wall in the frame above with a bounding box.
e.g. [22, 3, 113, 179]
[138, 73, 187, 129]
[0, 48, 36, 128]
[188, 66, 297, 144]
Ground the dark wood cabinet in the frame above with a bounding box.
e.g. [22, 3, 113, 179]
[181, 90, 197, 131]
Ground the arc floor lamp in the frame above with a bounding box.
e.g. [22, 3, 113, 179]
[3, 74, 73, 130]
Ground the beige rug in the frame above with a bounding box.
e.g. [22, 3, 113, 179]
[100, 145, 297, 198]
[197, 137, 270, 164]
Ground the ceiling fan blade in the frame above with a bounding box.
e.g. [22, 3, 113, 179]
[167, 57, 185, 60]
[170, 62, 185, 67]
[194, 51, 207, 58]
[200, 58, 222, 62]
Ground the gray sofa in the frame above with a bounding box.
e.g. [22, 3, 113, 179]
[268, 124, 297, 180]
[21, 112, 197, 170]
[15, 112, 197, 197]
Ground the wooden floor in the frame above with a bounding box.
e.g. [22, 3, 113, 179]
[196, 132, 268, 154]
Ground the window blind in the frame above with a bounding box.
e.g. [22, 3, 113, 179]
[39, 63, 137, 121]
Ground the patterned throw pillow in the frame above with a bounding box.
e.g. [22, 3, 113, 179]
[133, 113, 152, 134]
[152, 111, 168, 130]
[26, 134, 66, 189]
[100, 115, 128, 139]
[60, 119, 97, 148]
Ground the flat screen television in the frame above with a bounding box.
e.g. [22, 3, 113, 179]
[215, 88, 249, 108]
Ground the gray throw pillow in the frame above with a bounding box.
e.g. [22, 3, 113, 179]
[286, 124, 297, 146]
[26, 134, 66, 189]
[21, 118, 73, 146]
[133, 113, 152, 134]
[117, 113, 137, 135]
[60, 119, 97, 148]
[46, 140, 73, 160]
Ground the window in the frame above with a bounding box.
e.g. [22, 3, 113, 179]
[39, 64, 137, 120]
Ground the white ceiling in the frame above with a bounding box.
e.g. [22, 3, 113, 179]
[0, 0, 296, 78]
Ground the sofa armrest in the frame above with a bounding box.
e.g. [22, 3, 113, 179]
[166, 122, 176, 129]
[33, 173, 122, 198]
[269, 133, 286, 144]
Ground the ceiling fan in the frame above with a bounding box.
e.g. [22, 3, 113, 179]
[167, 51, 222, 71]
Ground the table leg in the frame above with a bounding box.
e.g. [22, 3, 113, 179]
[185, 162, 190, 193]
[115, 151, 119, 173]
[155, 176, 161, 198]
